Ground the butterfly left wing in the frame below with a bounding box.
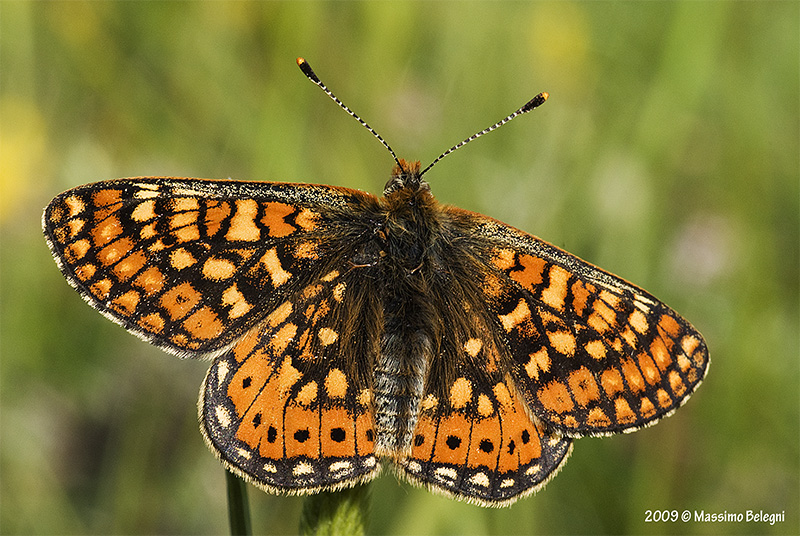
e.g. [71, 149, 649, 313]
[458, 209, 710, 437]
[201, 267, 383, 493]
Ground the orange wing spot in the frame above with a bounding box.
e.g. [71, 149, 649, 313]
[477, 394, 494, 417]
[492, 248, 516, 270]
[320, 407, 356, 457]
[258, 247, 292, 287]
[91, 215, 123, 248]
[64, 194, 86, 218]
[541, 265, 570, 311]
[568, 367, 601, 406]
[270, 323, 297, 354]
[614, 397, 636, 424]
[232, 328, 261, 363]
[261, 202, 297, 238]
[160, 282, 202, 320]
[668, 371, 687, 397]
[65, 239, 91, 262]
[138, 312, 165, 333]
[325, 368, 348, 398]
[681, 334, 700, 356]
[649, 336, 672, 369]
[584, 339, 607, 360]
[202, 257, 237, 280]
[467, 414, 501, 468]
[493, 382, 514, 410]
[133, 266, 165, 295]
[595, 299, 618, 327]
[222, 284, 251, 319]
[183, 306, 224, 340]
[266, 301, 293, 327]
[548, 330, 576, 357]
[499, 299, 531, 332]
[295, 208, 319, 231]
[332, 282, 347, 302]
[131, 199, 156, 222]
[538, 380, 575, 413]
[587, 311, 611, 333]
[639, 397, 656, 418]
[75, 263, 96, 281]
[587, 407, 611, 427]
[449, 377, 473, 409]
[637, 352, 661, 385]
[656, 389, 673, 408]
[66, 218, 85, 238]
[599, 289, 620, 308]
[227, 199, 261, 241]
[525, 347, 550, 380]
[169, 211, 198, 230]
[620, 326, 638, 348]
[357, 389, 371, 408]
[321, 270, 340, 282]
[463, 338, 483, 357]
[171, 197, 199, 211]
[113, 251, 147, 281]
[173, 224, 200, 243]
[420, 394, 438, 412]
[410, 414, 436, 460]
[92, 188, 122, 208]
[294, 241, 319, 259]
[90, 278, 113, 299]
[355, 411, 375, 456]
[302, 284, 323, 300]
[571, 280, 591, 316]
[283, 405, 320, 458]
[620, 358, 646, 393]
[600, 368, 625, 396]
[110, 290, 140, 314]
[659, 314, 682, 337]
[296, 381, 318, 406]
[140, 222, 157, 240]
[629, 309, 649, 334]
[509, 253, 547, 291]
[170, 247, 197, 270]
[204, 200, 232, 237]
[432, 413, 471, 465]
[318, 327, 338, 346]
[498, 395, 543, 469]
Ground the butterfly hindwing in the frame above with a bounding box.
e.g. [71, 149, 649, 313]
[42, 177, 378, 357]
[201, 267, 383, 492]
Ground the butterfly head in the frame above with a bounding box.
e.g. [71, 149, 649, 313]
[384, 158, 430, 197]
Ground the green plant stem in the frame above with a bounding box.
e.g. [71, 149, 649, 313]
[226, 470, 252, 536]
[299, 485, 370, 536]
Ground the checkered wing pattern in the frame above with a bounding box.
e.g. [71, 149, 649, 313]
[42, 178, 373, 357]
[201, 267, 382, 492]
[460, 209, 709, 437]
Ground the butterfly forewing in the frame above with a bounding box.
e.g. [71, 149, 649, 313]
[42, 178, 377, 357]
[459, 210, 709, 436]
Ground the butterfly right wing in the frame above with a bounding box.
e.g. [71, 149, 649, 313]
[456, 208, 710, 438]
[43, 177, 378, 358]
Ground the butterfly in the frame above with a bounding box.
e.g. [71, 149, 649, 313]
[42, 58, 709, 507]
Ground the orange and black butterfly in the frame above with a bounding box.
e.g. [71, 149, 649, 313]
[42, 58, 708, 507]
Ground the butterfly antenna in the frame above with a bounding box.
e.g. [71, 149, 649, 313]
[419, 92, 549, 178]
[297, 58, 402, 169]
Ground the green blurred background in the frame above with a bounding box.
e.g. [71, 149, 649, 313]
[1, 2, 797, 534]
